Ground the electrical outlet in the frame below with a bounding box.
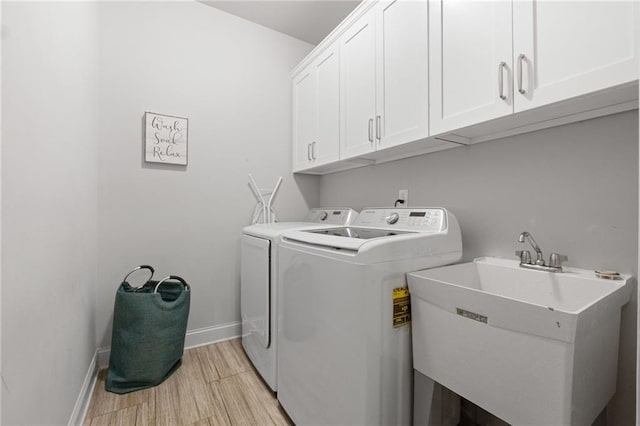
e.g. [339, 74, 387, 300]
[398, 189, 408, 205]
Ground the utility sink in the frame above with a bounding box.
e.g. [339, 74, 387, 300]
[408, 257, 632, 426]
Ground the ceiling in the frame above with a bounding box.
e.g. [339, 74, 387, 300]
[201, 1, 361, 45]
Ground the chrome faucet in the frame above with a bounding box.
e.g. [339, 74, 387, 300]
[518, 231, 544, 265]
[516, 231, 568, 272]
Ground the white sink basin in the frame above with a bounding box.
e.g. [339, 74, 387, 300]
[408, 257, 632, 426]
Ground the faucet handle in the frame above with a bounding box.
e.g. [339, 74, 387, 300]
[548, 253, 568, 268]
[516, 250, 532, 264]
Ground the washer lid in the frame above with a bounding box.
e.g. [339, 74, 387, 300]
[305, 227, 413, 240]
[282, 227, 419, 251]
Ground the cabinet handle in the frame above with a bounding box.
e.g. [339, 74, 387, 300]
[311, 141, 316, 160]
[376, 115, 381, 141]
[517, 53, 526, 95]
[307, 143, 311, 161]
[368, 118, 374, 143]
[498, 61, 507, 100]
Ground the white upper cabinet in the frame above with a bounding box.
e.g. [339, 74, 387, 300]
[314, 46, 341, 165]
[292, 69, 317, 171]
[341, 0, 429, 159]
[430, 0, 639, 136]
[513, 1, 640, 112]
[292, 0, 639, 174]
[375, 0, 429, 149]
[429, 0, 513, 135]
[292, 45, 341, 171]
[340, 10, 377, 158]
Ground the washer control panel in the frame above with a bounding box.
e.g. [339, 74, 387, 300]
[304, 208, 359, 225]
[355, 208, 447, 232]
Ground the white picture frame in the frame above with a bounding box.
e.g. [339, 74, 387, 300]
[144, 112, 188, 165]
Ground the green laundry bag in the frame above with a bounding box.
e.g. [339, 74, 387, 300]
[106, 266, 191, 394]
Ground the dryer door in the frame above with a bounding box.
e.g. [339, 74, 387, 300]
[241, 234, 271, 348]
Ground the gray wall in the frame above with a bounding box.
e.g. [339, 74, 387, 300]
[1, 1, 318, 422]
[319, 110, 639, 424]
[95, 2, 318, 348]
[1, 2, 99, 424]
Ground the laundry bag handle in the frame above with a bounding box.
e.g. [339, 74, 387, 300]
[154, 275, 190, 293]
[122, 265, 155, 289]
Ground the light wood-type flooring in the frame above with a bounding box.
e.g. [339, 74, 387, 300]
[84, 339, 292, 426]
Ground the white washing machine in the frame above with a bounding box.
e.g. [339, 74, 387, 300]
[241, 208, 358, 392]
[277, 207, 462, 425]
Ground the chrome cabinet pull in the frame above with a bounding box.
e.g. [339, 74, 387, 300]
[311, 141, 316, 160]
[307, 143, 311, 161]
[498, 61, 507, 100]
[517, 53, 526, 95]
[368, 118, 374, 143]
[376, 115, 381, 141]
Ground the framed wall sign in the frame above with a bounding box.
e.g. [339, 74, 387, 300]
[144, 112, 188, 165]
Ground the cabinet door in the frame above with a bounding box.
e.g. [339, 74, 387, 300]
[513, 1, 640, 112]
[340, 10, 377, 159]
[376, 0, 428, 149]
[313, 46, 340, 165]
[292, 68, 316, 171]
[429, 0, 513, 135]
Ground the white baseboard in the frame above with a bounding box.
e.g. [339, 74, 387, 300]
[68, 351, 98, 426]
[183, 321, 242, 350]
[97, 321, 242, 369]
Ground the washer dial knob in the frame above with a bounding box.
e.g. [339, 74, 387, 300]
[320, 211, 328, 221]
[386, 212, 400, 225]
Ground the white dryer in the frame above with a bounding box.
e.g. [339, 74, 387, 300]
[277, 207, 462, 425]
[241, 208, 358, 392]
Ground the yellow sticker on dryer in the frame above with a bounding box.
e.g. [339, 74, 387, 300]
[392, 287, 411, 328]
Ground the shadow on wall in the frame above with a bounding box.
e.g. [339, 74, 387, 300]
[294, 173, 321, 209]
